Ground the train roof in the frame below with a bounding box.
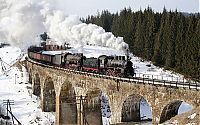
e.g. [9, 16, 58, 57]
[39, 45, 127, 58]
[42, 50, 67, 55]
[70, 45, 127, 58]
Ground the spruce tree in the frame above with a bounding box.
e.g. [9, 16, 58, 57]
[165, 14, 176, 68]
[134, 10, 145, 57]
[82, 8, 200, 81]
[174, 13, 185, 72]
[152, 8, 167, 65]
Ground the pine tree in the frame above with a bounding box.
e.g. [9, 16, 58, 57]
[82, 8, 200, 81]
[143, 7, 156, 60]
[174, 13, 185, 72]
[111, 13, 120, 36]
[100, 10, 114, 32]
[197, 19, 200, 80]
[134, 10, 145, 57]
[152, 8, 167, 65]
[190, 17, 200, 79]
[165, 14, 176, 68]
[183, 16, 195, 76]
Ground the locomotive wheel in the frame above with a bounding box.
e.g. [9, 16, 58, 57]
[113, 70, 121, 77]
[106, 69, 113, 76]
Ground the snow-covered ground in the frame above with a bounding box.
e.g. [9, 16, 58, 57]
[132, 56, 187, 82]
[0, 46, 21, 74]
[0, 45, 195, 124]
[100, 92, 112, 125]
[140, 98, 152, 121]
[0, 46, 55, 124]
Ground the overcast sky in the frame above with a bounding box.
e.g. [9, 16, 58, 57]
[49, 0, 199, 17]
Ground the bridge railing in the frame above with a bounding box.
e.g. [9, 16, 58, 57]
[27, 58, 200, 90]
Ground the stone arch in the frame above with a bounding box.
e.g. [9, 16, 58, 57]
[59, 80, 77, 124]
[159, 100, 192, 123]
[43, 77, 56, 112]
[33, 73, 41, 96]
[84, 88, 102, 125]
[121, 94, 152, 122]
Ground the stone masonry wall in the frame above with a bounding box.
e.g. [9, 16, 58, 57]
[27, 61, 200, 125]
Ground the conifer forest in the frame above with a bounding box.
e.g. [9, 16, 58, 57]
[82, 7, 200, 82]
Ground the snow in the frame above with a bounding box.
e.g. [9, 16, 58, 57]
[167, 120, 178, 125]
[0, 1, 197, 124]
[70, 45, 126, 58]
[188, 113, 196, 120]
[163, 113, 197, 125]
[0, 46, 21, 65]
[0, 46, 21, 74]
[0, 45, 196, 125]
[140, 98, 152, 121]
[42, 50, 64, 55]
[100, 92, 111, 125]
[178, 102, 192, 115]
[43, 45, 126, 58]
[131, 56, 186, 82]
[41, 44, 126, 58]
[186, 123, 196, 125]
[0, 46, 55, 124]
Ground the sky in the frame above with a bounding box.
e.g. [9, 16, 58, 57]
[49, 0, 200, 17]
[0, 0, 199, 49]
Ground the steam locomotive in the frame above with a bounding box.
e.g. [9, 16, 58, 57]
[28, 40, 134, 77]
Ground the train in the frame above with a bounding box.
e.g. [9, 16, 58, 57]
[27, 42, 135, 77]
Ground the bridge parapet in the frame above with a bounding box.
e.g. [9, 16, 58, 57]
[26, 58, 200, 124]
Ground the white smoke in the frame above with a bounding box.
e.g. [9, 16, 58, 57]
[0, 0, 128, 51]
[0, 0, 46, 49]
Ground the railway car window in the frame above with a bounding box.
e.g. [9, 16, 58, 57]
[83, 58, 98, 68]
[122, 56, 125, 60]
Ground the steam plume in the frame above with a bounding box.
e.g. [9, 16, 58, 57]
[0, 0, 128, 51]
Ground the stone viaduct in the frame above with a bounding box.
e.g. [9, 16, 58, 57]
[26, 59, 200, 125]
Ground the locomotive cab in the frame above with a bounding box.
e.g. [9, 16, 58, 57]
[83, 57, 99, 72]
[124, 60, 135, 77]
[103, 55, 127, 76]
[64, 53, 83, 70]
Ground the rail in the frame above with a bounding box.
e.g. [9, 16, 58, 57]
[27, 58, 200, 90]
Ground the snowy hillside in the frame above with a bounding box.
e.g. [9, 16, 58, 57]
[0, 46, 55, 124]
[0, 45, 194, 125]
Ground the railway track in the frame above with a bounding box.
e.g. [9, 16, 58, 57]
[27, 58, 200, 90]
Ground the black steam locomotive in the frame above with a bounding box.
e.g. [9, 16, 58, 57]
[28, 44, 135, 77]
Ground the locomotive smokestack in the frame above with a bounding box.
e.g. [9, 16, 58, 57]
[40, 32, 49, 41]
